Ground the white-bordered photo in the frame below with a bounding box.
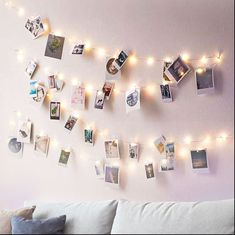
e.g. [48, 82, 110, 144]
[104, 139, 120, 159]
[25, 60, 37, 79]
[195, 68, 215, 95]
[64, 115, 78, 132]
[58, 148, 71, 167]
[105, 57, 121, 81]
[125, 88, 140, 113]
[50, 102, 61, 120]
[105, 165, 120, 185]
[48, 75, 56, 90]
[94, 160, 105, 179]
[102, 81, 115, 100]
[94, 90, 105, 109]
[145, 163, 155, 179]
[29, 80, 38, 97]
[31, 84, 47, 106]
[113, 50, 129, 70]
[34, 135, 50, 157]
[190, 149, 209, 173]
[160, 84, 173, 102]
[163, 61, 172, 83]
[154, 135, 166, 154]
[165, 56, 191, 84]
[84, 129, 94, 145]
[71, 85, 85, 110]
[71, 44, 85, 55]
[159, 142, 175, 171]
[17, 120, 32, 144]
[128, 143, 139, 160]
[25, 16, 45, 39]
[8, 137, 24, 158]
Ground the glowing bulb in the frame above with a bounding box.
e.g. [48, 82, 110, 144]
[58, 73, 64, 80]
[43, 23, 49, 32]
[201, 56, 208, 65]
[85, 41, 92, 51]
[147, 57, 155, 66]
[51, 139, 58, 148]
[16, 111, 22, 118]
[55, 30, 62, 36]
[18, 7, 25, 17]
[217, 133, 228, 142]
[113, 88, 120, 95]
[146, 85, 156, 95]
[71, 79, 78, 86]
[129, 55, 138, 65]
[196, 68, 204, 74]
[86, 84, 93, 94]
[161, 159, 168, 166]
[61, 101, 67, 109]
[5, 1, 13, 8]
[184, 136, 192, 145]
[44, 67, 49, 74]
[164, 57, 172, 63]
[182, 53, 190, 62]
[204, 136, 211, 145]
[179, 147, 188, 158]
[47, 93, 53, 100]
[73, 111, 79, 118]
[216, 54, 222, 63]
[97, 48, 106, 58]
[17, 53, 24, 62]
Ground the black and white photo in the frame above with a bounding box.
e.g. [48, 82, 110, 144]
[94, 90, 105, 109]
[128, 143, 139, 160]
[160, 84, 173, 102]
[72, 44, 85, 55]
[25, 16, 45, 39]
[145, 163, 155, 179]
[113, 50, 129, 70]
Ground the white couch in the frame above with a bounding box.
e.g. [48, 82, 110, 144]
[25, 199, 234, 234]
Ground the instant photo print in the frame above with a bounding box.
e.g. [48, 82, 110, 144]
[58, 149, 71, 166]
[8, 137, 24, 157]
[105, 165, 120, 185]
[95, 160, 105, 179]
[163, 61, 172, 83]
[145, 163, 155, 179]
[25, 16, 45, 39]
[48, 75, 56, 90]
[160, 143, 175, 172]
[84, 129, 94, 145]
[64, 115, 78, 131]
[102, 82, 115, 100]
[94, 90, 105, 109]
[113, 50, 129, 70]
[190, 149, 209, 173]
[17, 120, 32, 144]
[29, 80, 38, 97]
[25, 60, 37, 79]
[105, 140, 120, 159]
[50, 102, 61, 120]
[160, 84, 173, 102]
[125, 88, 140, 113]
[195, 68, 215, 95]
[71, 86, 85, 110]
[105, 57, 121, 81]
[154, 135, 166, 154]
[128, 143, 139, 160]
[31, 84, 47, 106]
[34, 135, 50, 157]
[165, 56, 191, 84]
[72, 44, 85, 55]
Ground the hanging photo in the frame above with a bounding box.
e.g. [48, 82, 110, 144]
[94, 160, 105, 179]
[128, 143, 139, 160]
[31, 84, 47, 106]
[58, 149, 71, 166]
[8, 137, 24, 157]
[17, 120, 32, 144]
[145, 163, 155, 179]
[25, 60, 37, 79]
[165, 56, 191, 84]
[125, 88, 140, 113]
[105, 57, 121, 81]
[55, 79, 64, 92]
[154, 135, 166, 154]
[71, 86, 85, 110]
[104, 140, 120, 159]
[64, 115, 78, 131]
[48, 75, 56, 90]
[94, 90, 105, 109]
[190, 149, 209, 173]
[34, 135, 50, 157]
[195, 68, 215, 95]
[71, 44, 85, 55]
[29, 80, 38, 97]
[113, 50, 129, 70]
[160, 143, 175, 171]
[25, 16, 45, 39]
[102, 81, 115, 100]
[45, 34, 65, 60]
[105, 165, 120, 185]
[160, 84, 173, 102]
[84, 129, 94, 145]
[163, 61, 172, 83]
[50, 102, 61, 120]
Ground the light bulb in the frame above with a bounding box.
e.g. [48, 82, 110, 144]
[204, 136, 211, 145]
[216, 54, 222, 63]
[184, 136, 192, 145]
[71, 79, 78, 86]
[43, 23, 49, 32]
[18, 7, 25, 17]
[179, 148, 188, 158]
[97, 48, 106, 58]
[146, 85, 156, 95]
[129, 55, 138, 65]
[201, 56, 208, 65]
[164, 57, 172, 63]
[58, 73, 64, 80]
[85, 41, 92, 51]
[73, 111, 79, 118]
[86, 84, 93, 94]
[147, 57, 155, 66]
[182, 53, 190, 62]
[113, 88, 120, 95]
[196, 68, 204, 74]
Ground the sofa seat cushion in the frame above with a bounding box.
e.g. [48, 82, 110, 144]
[111, 199, 234, 234]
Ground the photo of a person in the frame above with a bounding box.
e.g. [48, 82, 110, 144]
[106, 58, 118, 75]
[160, 84, 172, 102]
[145, 163, 155, 179]
[64, 115, 78, 131]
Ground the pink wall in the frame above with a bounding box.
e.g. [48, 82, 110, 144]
[0, 0, 234, 210]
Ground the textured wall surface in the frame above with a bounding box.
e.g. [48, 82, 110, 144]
[0, 0, 234, 209]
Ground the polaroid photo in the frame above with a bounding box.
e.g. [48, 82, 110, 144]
[163, 61, 172, 83]
[55, 79, 64, 92]
[8, 137, 24, 157]
[94, 90, 105, 110]
[160, 84, 173, 102]
[84, 129, 94, 145]
[58, 148, 71, 167]
[95, 160, 105, 179]
[105, 140, 120, 159]
[25, 60, 37, 79]
[113, 50, 129, 70]
[29, 80, 38, 97]
[25, 16, 45, 39]
[17, 120, 32, 144]
[34, 135, 50, 157]
[125, 88, 140, 113]
[128, 143, 139, 160]
[45, 34, 65, 60]
[165, 56, 191, 84]
[160, 143, 175, 171]
[50, 102, 61, 120]
[190, 149, 209, 173]
[64, 115, 78, 132]
[105, 165, 120, 185]
[195, 68, 215, 95]
[105, 57, 121, 81]
[145, 163, 155, 179]
[102, 81, 115, 100]
[31, 84, 47, 106]
[71, 86, 85, 110]
[71, 44, 85, 55]
[48, 75, 56, 90]
[154, 135, 166, 154]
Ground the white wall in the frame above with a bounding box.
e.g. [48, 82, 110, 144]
[0, 0, 234, 209]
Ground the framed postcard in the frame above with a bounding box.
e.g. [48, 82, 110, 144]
[45, 34, 65, 60]
[105, 57, 121, 81]
[58, 148, 71, 166]
[31, 84, 47, 106]
[163, 61, 172, 83]
[125, 88, 140, 113]
[95, 160, 105, 179]
[128, 143, 139, 160]
[25, 60, 37, 79]
[102, 81, 115, 100]
[94, 90, 105, 110]
[190, 149, 209, 173]
[71, 86, 85, 110]
[17, 120, 32, 144]
[25, 16, 45, 39]
[160, 84, 173, 102]
[8, 137, 24, 157]
[34, 135, 50, 157]
[195, 68, 215, 95]
[113, 50, 129, 70]
[71, 44, 85, 55]
[84, 129, 94, 145]
[64, 115, 78, 132]
[154, 135, 166, 154]
[160, 143, 175, 171]
[50, 102, 61, 120]
[29, 80, 38, 97]
[105, 140, 120, 159]
[165, 56, 191, 84]
[105, 165, 120, 185]
[145, 163, 155, 179]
